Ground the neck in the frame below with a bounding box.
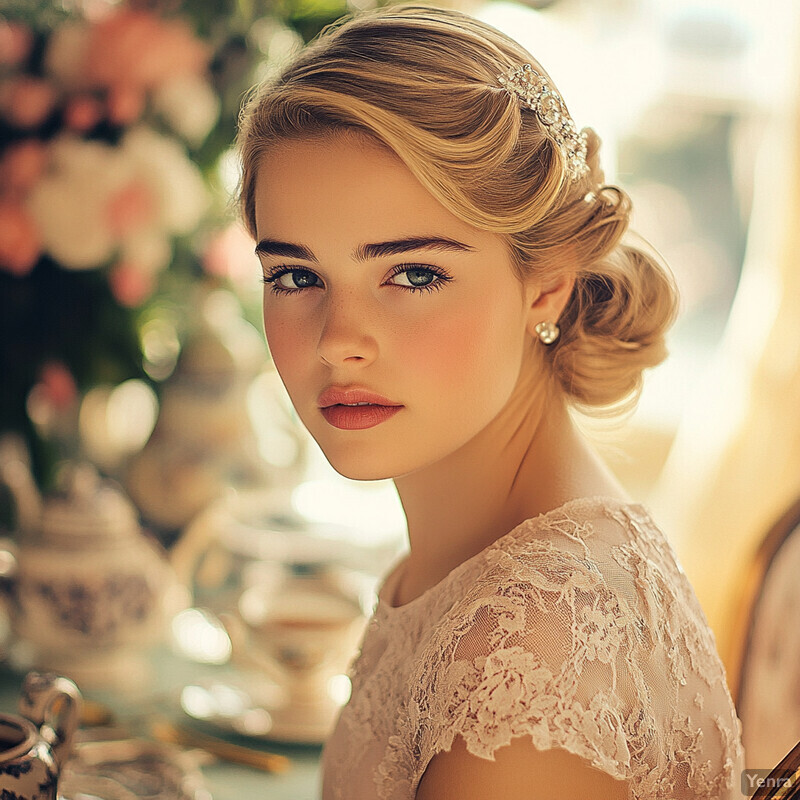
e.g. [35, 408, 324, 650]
[391, 362, 627, 593]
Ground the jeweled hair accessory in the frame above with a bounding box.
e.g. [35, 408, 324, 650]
[498, 64, 589, 180]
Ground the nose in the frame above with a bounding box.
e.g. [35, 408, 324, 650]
[316, 291, 379, 367]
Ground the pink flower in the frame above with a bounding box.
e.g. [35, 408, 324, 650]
[109, 262, 156, 307]
[86, 10, 209, 92]
[38, 362, 78, 410]
[0, 139, 48, 197]
[64, 94, 104, 132]
[107, 85, 145, 125]
[0, 21, 33, 68]
[203, 223, 260, 285]
[105, 180, 157, 237]
[1, 78, 58, 129]
[0, 201, 41, 275]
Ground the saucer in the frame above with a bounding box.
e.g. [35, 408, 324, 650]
[177, 673, 349, 744]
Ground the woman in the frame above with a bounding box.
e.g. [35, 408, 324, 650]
[236, 5, 745, 798]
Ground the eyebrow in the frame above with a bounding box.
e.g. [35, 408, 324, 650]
[254, 236, 475, 263]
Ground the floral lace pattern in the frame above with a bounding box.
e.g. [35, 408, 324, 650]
[320, 497, 745, 800]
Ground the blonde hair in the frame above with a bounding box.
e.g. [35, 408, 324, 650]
[237, 3, 679, 413]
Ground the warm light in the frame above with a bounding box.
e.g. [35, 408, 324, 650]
[233, 707, 274, 736]
[247, 371, 301, 468]
[327, 673, 352, 706]
[292, 477, 406, 546]
[141, 316, 181, 381]
[79, 379, 158, 469]
[180, 684, 216, 719]
[106, 379, 158, 451]
[171, 607, 232, 665]
[179, 681, 286, 733]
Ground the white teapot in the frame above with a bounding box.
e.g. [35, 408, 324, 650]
[0, 441, 179, 687]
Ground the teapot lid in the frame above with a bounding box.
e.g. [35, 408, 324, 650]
[40, 462, 139, 539]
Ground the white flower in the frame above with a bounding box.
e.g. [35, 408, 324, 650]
[27, 126, 209, 273]
[152, 74, 220, 146]
[120, 230, 173, 275]
[120, 125, 210, 236]
[27, 136, 119, 269]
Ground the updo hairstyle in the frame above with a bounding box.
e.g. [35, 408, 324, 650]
[237, 3, 679, 414]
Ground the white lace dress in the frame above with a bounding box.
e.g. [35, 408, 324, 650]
[319, 497, 745, 799]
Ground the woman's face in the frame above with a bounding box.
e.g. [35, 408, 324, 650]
[253, 133, 544, 481]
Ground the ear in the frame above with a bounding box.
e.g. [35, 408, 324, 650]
[523, 271, 576, 339]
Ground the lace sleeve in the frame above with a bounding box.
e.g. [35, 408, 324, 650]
[376, 534, 739, 799]
[371, 540, 636, 798]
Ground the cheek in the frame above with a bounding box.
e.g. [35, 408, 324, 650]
[262, 313, 314, 388]
[398, 300, 524, 401]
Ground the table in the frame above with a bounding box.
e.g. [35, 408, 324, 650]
[0, 652, 323, 800]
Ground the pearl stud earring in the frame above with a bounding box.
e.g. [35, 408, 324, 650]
[535, 321, 560, 345]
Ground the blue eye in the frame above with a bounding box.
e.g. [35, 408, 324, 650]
[262, 264, 453, 295]
[262, 268, 321, 294]
[386, 264, 452, 293]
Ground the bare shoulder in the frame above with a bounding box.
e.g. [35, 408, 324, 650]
[415, 734, 629, 800]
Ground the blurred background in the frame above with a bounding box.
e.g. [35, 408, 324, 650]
[1, 0, 800, 787]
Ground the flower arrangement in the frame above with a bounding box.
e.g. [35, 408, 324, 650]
[0, 0, 347, 489]
[0, 8, 215, 294]
[0, 4, 220, 486]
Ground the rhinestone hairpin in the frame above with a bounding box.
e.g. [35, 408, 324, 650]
[498, 64, 589, 180]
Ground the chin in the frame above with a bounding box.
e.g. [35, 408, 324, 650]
[330, 463, 396, 482]
[321, 451, 399, 481]
[315, 442, 410, 482]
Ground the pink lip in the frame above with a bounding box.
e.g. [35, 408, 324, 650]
[317, 386, 401, 408]
[317, 386, 403, 431]
[321, 404, 402, 430]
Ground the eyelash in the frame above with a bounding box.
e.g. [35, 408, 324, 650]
[261, 264, 453, 295]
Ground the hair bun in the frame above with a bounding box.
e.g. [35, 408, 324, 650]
[551, 242, 679, 413]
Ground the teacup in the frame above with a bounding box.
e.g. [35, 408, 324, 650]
[0, 671, 81, 800]
[234, 580, 367, 684]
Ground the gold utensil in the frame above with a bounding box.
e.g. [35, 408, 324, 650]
[150, 719, 292, 774]
[80, 698, 116, 727]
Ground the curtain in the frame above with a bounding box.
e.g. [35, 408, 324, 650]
[650, 50, 800, 677]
